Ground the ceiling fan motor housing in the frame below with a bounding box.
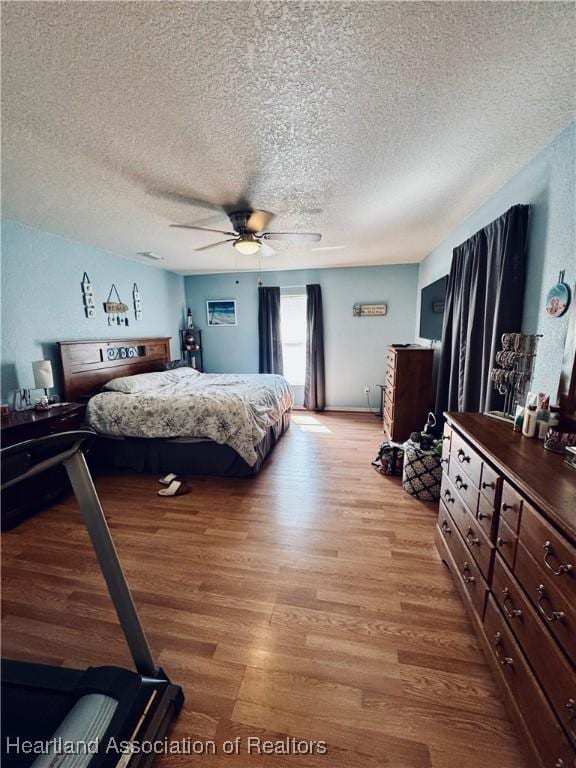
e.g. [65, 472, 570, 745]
[229, 210, 256, 234]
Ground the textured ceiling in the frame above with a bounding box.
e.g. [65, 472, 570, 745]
[2, 1, 575, 275]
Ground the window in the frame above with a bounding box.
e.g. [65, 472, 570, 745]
[280, 294, 307, 386]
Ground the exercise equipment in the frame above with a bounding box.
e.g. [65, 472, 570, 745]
[1, 431, 184, 768]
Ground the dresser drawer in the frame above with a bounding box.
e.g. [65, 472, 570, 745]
[384, 385, 394, 411]
[46, 413, 83, 434]
[383, 411, 393, 438]
[479, 462, 501, 508]
[492, 557, 576, 745]
[450, 430, 483, 487]
[437, 499, 455, 541]
[519, 501, 576, 610]
[386, 348, 396, 370]
[515, 542, 576, 662]
[385, 365, 396, 390]
[441, 471, 493, 580]
[484, 597, 575, 768]
[496, 518, 518, 571]
[439, 501, 487, 621]
[448, 459, 480, 515]
[477, 493, 496, 539]
[500, 481, 523, 533]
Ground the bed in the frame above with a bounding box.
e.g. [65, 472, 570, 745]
[58, 337, 293, 476]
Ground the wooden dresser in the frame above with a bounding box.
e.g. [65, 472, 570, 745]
[436, 413, 576, 768]
[383, 346, 433, 441]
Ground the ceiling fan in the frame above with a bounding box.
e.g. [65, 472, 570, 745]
[170, 208, 322, 256]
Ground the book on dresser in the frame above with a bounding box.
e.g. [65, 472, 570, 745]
[436, 412, 576, 768]
[383, 345, 434, 441]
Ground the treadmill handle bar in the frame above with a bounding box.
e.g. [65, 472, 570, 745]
[63, 450, 157, 678]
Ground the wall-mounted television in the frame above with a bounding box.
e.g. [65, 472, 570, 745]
[420, 275, 448, 341]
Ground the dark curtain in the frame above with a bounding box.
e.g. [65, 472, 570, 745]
[258, 287, 283, 374]
[304, 284, 326, 411]
[436, 204, 529, 416]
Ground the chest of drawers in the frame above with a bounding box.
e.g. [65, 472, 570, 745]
[383, 346, 433, 442]
[435, 413, 576, 768]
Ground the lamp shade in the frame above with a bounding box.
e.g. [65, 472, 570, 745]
[32, 360, 54, 390]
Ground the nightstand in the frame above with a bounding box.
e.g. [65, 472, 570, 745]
[1, 403, 86, 530]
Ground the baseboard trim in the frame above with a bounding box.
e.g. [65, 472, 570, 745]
[325, 406, 373, 413]
[292, 405, 379, 414]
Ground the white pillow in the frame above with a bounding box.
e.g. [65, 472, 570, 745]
[104, 367, 200, 394]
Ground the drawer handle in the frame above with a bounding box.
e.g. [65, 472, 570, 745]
[443, 490, 455, 504]
[496, 536, 507, 547]
[462, 561, 475, 584]
[477, 511, 490, 521]
[501, 503, 512, 512]
[565, 698, 575, 719]
[465, 527, 480, 547]
[457, 449, 471, 464]
[493, 632, 514, 666]
[543, 541, 574, 577]
[440, 520, 452, 536]
[502, 587, 522, 619]
[536, 584, 565, 623]
[555, 761, 565, 768]
[455, 475, 468, 491]
[481, 481, 495, 490]
[441, 457, 449, 465]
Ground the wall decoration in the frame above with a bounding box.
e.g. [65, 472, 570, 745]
[353, 302, 388, 317]
[81, 272, 95, 318]
[206, 299, 237, 326]
[106, 345, 144, 361]
[133, 283, 142, 321]
[104, 284, 129, 326]
[546, 270, 571, 317]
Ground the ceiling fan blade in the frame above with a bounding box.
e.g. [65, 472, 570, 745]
[171, 224, 236, 236]
[311, 245, 346, 252]
[247, 209, 274, 233]
[260, 241, 277, 258]
[194, 239, 236, 252]
[149, 189, 223, 212]
[261, 232, 322, 243]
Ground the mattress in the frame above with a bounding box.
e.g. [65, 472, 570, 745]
[86, 369, 294, 466]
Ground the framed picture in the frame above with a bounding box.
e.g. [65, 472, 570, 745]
[206, 299, 237, 326]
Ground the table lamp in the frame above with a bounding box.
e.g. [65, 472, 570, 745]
[32, 360, 54, 399]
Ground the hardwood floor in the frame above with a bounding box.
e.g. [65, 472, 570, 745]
[1, 412, 527, 767]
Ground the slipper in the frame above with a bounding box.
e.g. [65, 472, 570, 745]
[158, 480, 190, 497]
[159, 473, 178, 486]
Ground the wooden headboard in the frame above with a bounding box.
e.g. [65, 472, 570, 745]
[59, 337, 171, 402]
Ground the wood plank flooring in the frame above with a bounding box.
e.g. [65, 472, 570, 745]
[1, 412, 527, 767]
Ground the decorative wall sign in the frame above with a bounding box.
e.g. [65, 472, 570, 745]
[546, 270, 571, 318]
[353, 302, 388, 317]
[207, 300, 237, 326]
[133, 283, 142, 321]
[106, 345, 144, 361]
[104, 284, 129, 326]
[81, 272, 96, 318]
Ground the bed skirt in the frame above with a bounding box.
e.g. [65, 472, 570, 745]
[90, 409, 291, 477]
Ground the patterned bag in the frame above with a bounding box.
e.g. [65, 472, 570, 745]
[402, 441, 442, 501]
[372, 441, 404, 476]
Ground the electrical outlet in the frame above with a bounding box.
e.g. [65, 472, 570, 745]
[364, 385, 370, 394]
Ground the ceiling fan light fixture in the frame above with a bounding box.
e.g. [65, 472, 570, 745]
[234, 236, 261, 256]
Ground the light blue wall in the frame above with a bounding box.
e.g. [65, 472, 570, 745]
[185, 264, 419, 408]
[416, 122, 575, 399]
[1, 219, 186, 402]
